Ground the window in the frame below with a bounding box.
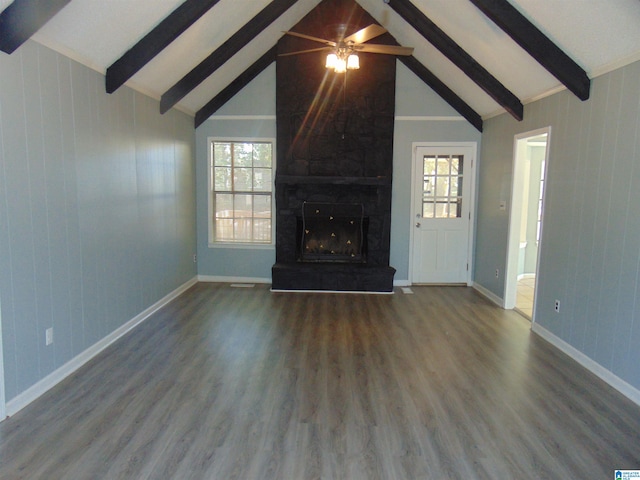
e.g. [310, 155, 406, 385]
[209, 139, 274, 245]
[422, 154, 463, 218]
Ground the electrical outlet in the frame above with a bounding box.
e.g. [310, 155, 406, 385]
[193, 254, 197, 263]
[554, 300, 560, 313]
[495, 269, 499, 278]
[45, 327, 53, 346]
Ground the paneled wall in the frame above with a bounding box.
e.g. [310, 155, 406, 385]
[0, 41, 196, 402]
[475, 60, 640, 390]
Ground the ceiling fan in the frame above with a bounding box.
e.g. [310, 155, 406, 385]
[280, 24, 414, 73]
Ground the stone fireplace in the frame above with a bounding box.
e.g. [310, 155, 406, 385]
[271, 0, 396, 292]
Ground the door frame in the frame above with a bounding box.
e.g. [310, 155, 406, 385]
[409, 142, 478, 285]
[504, 127, 551, 318]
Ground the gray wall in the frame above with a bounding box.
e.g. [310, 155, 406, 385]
[475, 60, 640, 390]
[195, 65, 277, 280]
[194, 62, 481, 282]
[0, 41, 197, 402]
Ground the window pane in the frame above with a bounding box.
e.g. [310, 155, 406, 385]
[253, 195, 271, 218]
[214, 143, 231, 166]
[449, 201, 460, 218]
[450, 176, 460, 197]
[214, 167, 232, 191]
[234, 219, 253, 242]
[424, 156, 436, 175]
[435, 201, 448, 218]
[234, 143, 253, 167]
[234, 168, 253, 191]
[215, 219, 234, 241]
[234, 194, 253, 217]
[436, 177, 450, 197]
[253, 144, 272, 167]
[423, 201, 434, 219]
[215, 194, 233, 218]
[253, 219, 271, 242]
[253, 168, 272, 192]
[436, 157, 450, 175]
[423, 176, 434, 197]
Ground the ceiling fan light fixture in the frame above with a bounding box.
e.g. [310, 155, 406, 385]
[347, 53, 360, 70]
[334, 57, 347, 73]
[325, 53, 338, 68]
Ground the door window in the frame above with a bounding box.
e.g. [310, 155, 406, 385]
[422, 155, 463, 218]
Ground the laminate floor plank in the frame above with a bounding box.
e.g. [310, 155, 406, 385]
[0, 283, 639, 479]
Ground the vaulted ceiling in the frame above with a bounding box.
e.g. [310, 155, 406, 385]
[2, 0, 640, 130]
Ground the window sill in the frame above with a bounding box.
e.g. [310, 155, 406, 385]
[208, 242, 275, 250]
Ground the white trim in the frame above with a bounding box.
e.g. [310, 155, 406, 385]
[532, 323, 640, 408]
[393, 278, 411, 287]
[395, 116, 466, 122]
[505, 127, 551, 316]
[198, 275, 271, 284]
[472, 282, 505, 308]
[207, 137, 276, 247]
[208, 115, 276, 121]
[4, 277, 198, 419]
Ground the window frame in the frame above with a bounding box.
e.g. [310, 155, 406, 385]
[207, 137, 276, 249]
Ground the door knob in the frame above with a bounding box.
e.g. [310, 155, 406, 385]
[416, 222, 421, 228]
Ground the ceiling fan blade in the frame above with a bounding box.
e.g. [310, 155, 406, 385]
[356, 44, 414, 56]
[344, 24, 387, 44]
[282, 31, 336, 47]
[278, 47, 332, 57]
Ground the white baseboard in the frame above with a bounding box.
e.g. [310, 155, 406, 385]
[532, 323, 640, 408]
[472, 282, 505, 307]
[4, 277, 198, 418]
[197, 275, 271, 284]
[393, 279, 411, 287]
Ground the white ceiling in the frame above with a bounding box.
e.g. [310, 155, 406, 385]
[4, 0, 640, 120]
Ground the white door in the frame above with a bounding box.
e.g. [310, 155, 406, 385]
[410, 144, 475, 284]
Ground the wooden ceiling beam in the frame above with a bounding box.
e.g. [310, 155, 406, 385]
[195, 46, 276, 128]
[386, 0, 523, 121]
[468, 0, 590, 100]
[0, 0, 71, 54]
[106, 0, 222, 94]
[160, 0, 298, 114]
[399, 56, 483, 132]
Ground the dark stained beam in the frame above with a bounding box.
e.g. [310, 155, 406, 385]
[195, 46, 276, 128]
[386, 0, 523, 121]
[106, 0, 222, 94]
[468, 0, 590, 100]
[0, 0, 71, 54]
[399, 56, 483, 132]
[161, 0, 298, 114]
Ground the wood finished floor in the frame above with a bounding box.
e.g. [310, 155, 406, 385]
[0, 284, 639, 479]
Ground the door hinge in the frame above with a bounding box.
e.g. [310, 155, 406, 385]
[466, 263, 469, 271]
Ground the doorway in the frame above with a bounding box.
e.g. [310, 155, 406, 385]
[409, 143, 476, 284]
[505, 128, 550, 320]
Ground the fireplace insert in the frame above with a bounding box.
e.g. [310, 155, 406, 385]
[299, 202, 367, 263]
